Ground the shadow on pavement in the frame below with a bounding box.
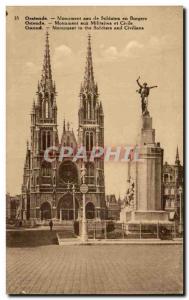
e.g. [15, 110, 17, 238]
[6, 230, 61, 247]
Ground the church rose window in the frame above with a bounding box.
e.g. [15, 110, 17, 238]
[58, 161, 78, 184]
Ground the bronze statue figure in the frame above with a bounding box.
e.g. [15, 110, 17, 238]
[136, 76, 158, 116]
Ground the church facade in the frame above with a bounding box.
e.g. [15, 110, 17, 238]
[21, 33, 106, 222]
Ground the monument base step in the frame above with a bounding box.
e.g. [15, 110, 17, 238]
[125, 210, 171, 223]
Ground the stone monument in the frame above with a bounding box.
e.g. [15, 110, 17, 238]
[123, 77, 169, 223]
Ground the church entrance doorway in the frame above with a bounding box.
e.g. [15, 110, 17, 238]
[40, 202, 51, 220]
[57, 194, 79, 220]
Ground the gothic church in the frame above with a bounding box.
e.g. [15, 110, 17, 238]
[21, 32, 106, 222]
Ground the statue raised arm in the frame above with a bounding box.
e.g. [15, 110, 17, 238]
[149, 85, 158, 89]
[136, 77, 158, 116]
[136, 76, 142, 88]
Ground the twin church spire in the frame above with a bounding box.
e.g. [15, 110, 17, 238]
[79, 34, 104, 128]
[80, 34, 98, 95]
[82, 34, 96, 93]
[34, 31, 57, 124]
[38, 31, 56, 94]
[39, 31, 98, 95]
[34, 31, 103, 133]
[38, 31, 99, 101]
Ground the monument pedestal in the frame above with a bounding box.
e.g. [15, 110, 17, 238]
[125, 210, 170, 224]
[123, 114, 170, 224]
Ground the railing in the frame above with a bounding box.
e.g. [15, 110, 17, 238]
[85, 221, 183, 240]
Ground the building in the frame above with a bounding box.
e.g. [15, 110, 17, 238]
[6, 194, 21, 221]
[163, 147, 183, 223]
[106, 195, 121, 220]
[21, 33, 106, 223]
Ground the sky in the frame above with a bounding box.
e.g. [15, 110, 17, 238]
[6, 6, 183, 197]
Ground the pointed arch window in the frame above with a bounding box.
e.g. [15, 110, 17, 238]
[90, 132, 93, 150]
[86, 162, 94, 184]
[67, 136, 70, 146]
[45, 101, 48, 118]
[42, 132, 46, 150]
[83, 99, 87, 120]
[41, 161, 51, 177]
[86, 132, 90, 151]
[86, 131, 93, 151]
[89, 100, 92, 119]
[47, 131, 51, 148]
[51, 93, 54, 105]
[87, 100, 90, 119]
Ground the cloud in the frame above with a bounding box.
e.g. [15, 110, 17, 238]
[120, 40, 144, 57]
[149, 35, 179, 54]
[103, 46, 118, 60]
[25, 61, 39, 74]
[101, 40, 144, 61]
[100, 34, 177, 61]
[25, 61, 35, 68]
[54, 44, 73, 62]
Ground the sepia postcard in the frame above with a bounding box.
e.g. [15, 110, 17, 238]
[6, 6, 184, 295]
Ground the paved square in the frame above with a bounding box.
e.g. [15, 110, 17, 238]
[7, 244, 183, 294]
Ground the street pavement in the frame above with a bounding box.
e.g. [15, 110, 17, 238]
[6, 244, 183, 294]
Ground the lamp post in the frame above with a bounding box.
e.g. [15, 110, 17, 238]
[80, 163, 88, 242]
[72, 184, 76, 221]
[67, 181, 71, 220]
[178, 186, 182, 233]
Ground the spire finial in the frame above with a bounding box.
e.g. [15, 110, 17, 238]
[46, 27, 49, 38]
[26, 140, 29, 150]
[40, 30, 53, 90]
[67, 121, 70, 131]
[99, 101, 104, 115]
[31, 99, 35, 113]
[175, 146, 180, 165]
[83, 34, 95, 91]
[63, 118, 66, 133]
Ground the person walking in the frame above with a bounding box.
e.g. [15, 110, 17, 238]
[49, 219, 53, 231]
